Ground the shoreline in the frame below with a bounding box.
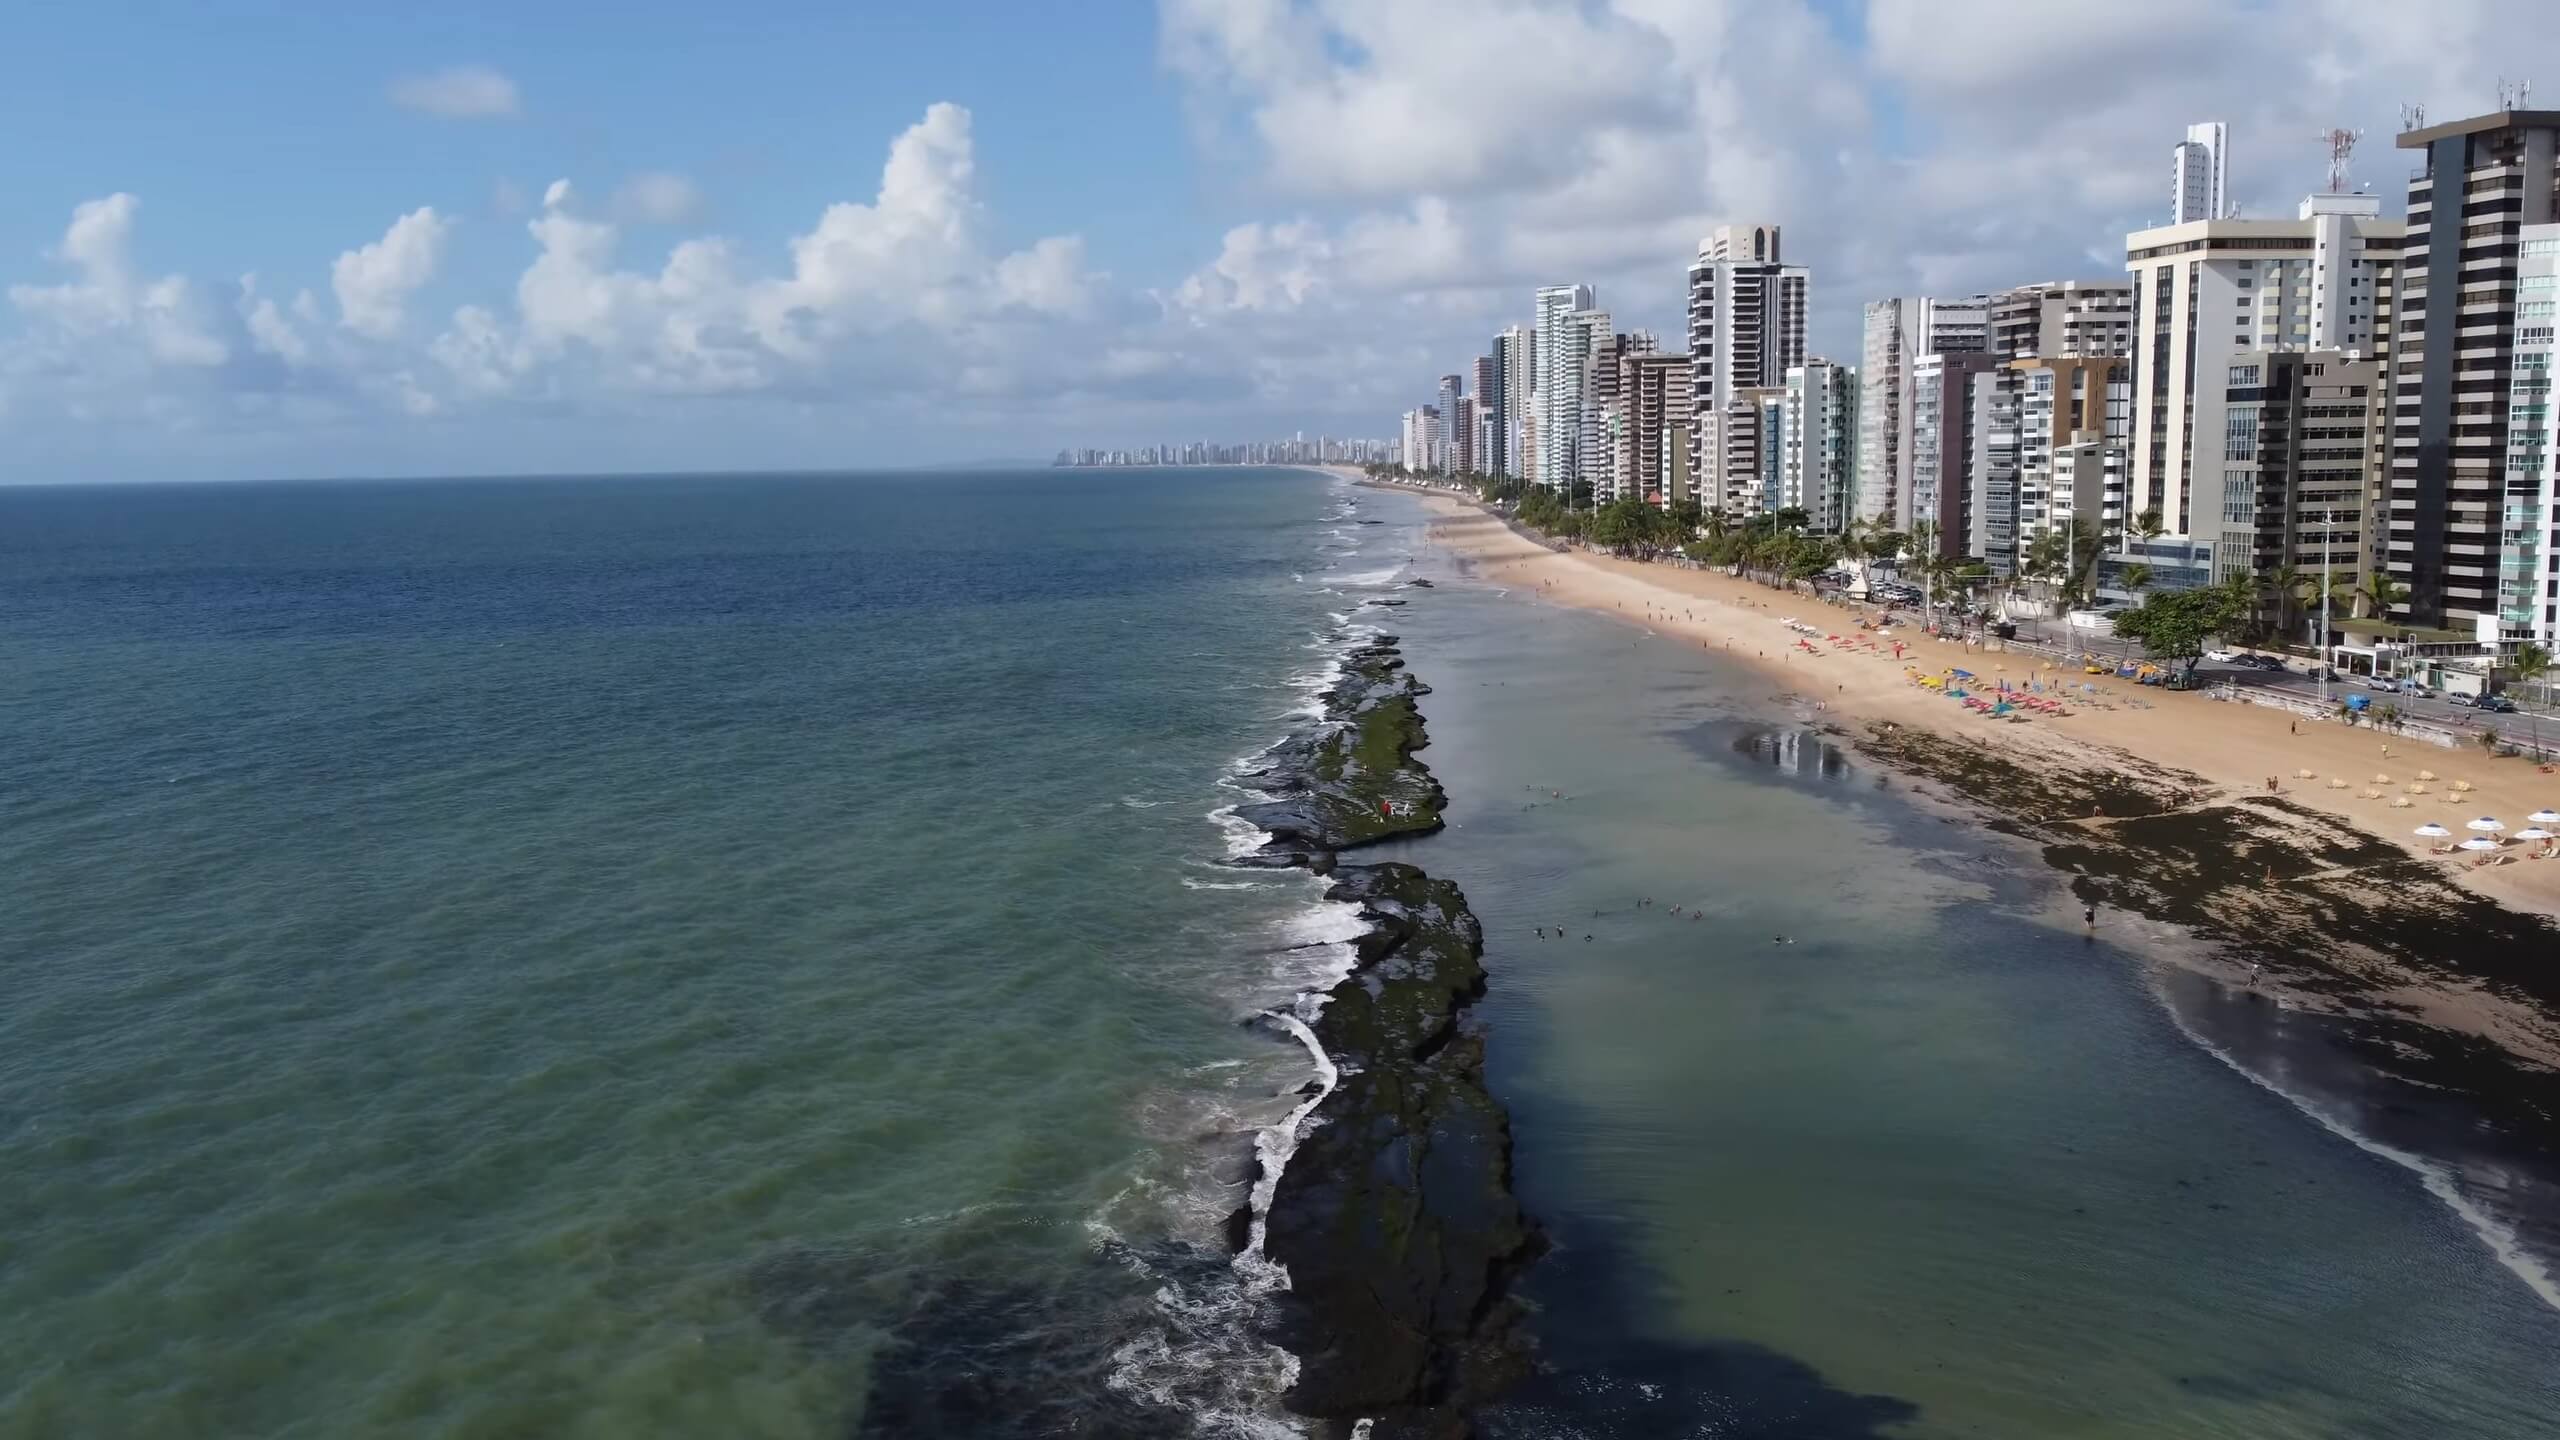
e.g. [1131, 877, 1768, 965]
[1389, 483, 2560, 916]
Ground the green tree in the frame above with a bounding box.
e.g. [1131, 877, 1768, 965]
[2358, 572, 2406, 622]
[2116, 562, 2154, 664]
[2110, 584, 2245, 684]
[2257, 565, 2301, 649]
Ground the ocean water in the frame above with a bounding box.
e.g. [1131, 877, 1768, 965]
[11, 467, 2559, 1440]
[1, 468, 1389, 1438]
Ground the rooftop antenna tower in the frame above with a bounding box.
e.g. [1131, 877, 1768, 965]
[2322, 127, 2361, 193]
[2399, 102, 2427, 134]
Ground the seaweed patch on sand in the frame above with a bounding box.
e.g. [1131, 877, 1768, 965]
[1855, 721, 2560, 1158]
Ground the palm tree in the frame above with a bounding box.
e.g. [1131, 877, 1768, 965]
[2117, 562, 2154, 664]
[2022, 529, 2067, 611]
[2508, 638, 2549, 753]
[2357, 572, 2406, 622]
[2259, 565, 2302, 650]
[1906, 520, 1941, 623]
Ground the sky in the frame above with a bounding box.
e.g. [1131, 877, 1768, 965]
[5, 0, 2557, 483]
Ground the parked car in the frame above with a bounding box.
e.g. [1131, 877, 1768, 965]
[2204, 648, 2239, 663]
[2398, 681, 2434, 700]
[2477, 694, 2519, 713]
[2449, 691, 2477, 708]
[2251, 655, 2290, 670]
[2362, 673, 2397, 690]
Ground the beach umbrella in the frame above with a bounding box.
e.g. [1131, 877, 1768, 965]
[2530, 809, 2560, 825]
[2467, 816, 2507, 833]
[2515, 828, 2555, 842]
[2413, 823, 2452, 838]
[2459, 837, 2503, 852]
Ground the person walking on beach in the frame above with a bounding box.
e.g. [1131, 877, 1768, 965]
[2083, 903, 2097, 930]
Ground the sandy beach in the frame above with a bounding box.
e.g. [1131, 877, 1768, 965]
[1402, 487, 2560, 916]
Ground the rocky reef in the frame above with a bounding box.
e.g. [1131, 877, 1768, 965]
[1231, 628, 1537, 1438]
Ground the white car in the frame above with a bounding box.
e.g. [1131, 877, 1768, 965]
[2204, 648, 2239, 663]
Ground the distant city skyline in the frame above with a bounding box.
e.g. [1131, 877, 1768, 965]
[6, 4, 2558, 483]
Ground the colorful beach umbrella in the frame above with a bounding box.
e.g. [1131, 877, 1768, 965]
[2467, 816, 2507, 833]
[2413, 823, 2452, 838]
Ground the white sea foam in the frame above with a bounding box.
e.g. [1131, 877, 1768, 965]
[2166, 1009, 2560, 1316]
[1209, 804, 1272, 859]
[1323, 565, 1404, 588]
[1123, 795, 1174, 809]
[1182, 876, 1279, 892]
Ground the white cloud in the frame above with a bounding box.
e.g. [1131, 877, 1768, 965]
[389, 64, 520, 120]
[614, 172, 705, 225]
[8, 193, 227, 368]
[332, 207, 453, 338]
[237, 274, 310, 365]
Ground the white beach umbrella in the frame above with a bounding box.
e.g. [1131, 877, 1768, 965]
[2413, 823, 2452, 838]
[2467, 816, 2507, 833]
[2515, 828, 2555, 842]
[2459, 837, 2503, 852]
[2530, 809, 2560, 825]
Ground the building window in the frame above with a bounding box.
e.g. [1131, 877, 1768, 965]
[2228, 363, 2262, 386]
[2225, 408, 2259, 460]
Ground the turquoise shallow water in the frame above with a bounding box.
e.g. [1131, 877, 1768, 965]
[1358, 500, 2560, 1437]
[2, 469, 1373, 1437]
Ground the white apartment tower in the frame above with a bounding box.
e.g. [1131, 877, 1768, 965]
[2125, 199, 2401, 576]
[2507, 223, 2560, 651]
[1534, 284, 1597, 488]
[1688, 224, 1808, 507]
[2172, 121, 2229, 225]
[1492, 326, 1534, 477]
[1782, 359, 1859, 531]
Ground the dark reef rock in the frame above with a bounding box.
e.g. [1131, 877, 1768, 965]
[1231, 640, 1449, 861]
[1229, 625, 1537, 1437]
[1263, 862, 1537, 1436]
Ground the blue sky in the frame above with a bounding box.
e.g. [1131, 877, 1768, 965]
[2, 0, 2545, 482]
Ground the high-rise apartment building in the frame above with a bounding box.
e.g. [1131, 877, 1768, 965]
[1495, 325, 1535, 478]
[1399, 409, 1430, 472]
[2505, 223, 2560, 651]
[1860, 296, 1992, 529]
[1436, 374, 1465, 473]
[1782, 359, 1859, 531]
[2012, 356, 2133, 565]
[2172, 121, 2229, 225]
[1688, 225, 1809, 506]
[1535, 284, 1597, 487]
[2125, 198, 2401, 577]
[1613, 352, 1694, 506]
[1588, 328, 1657, 501]
[1470, 354, 1500, 476]
[2216, 350, 2381, 637]
[2386, 109, 2560, 634]
[1989, 280, 2135, 360]
[1909, 352, 2003, 557]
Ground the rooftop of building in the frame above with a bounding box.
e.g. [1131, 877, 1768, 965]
[2397, 109, 2560, 147]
